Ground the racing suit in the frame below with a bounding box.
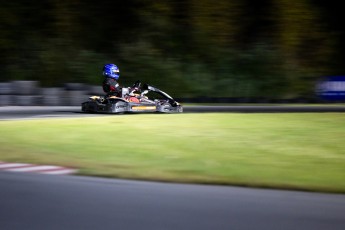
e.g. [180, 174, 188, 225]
[102, 77, 121, 97]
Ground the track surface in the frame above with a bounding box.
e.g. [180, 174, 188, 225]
[1, 104, 345, 120]
[1, 105, 345, 230]
[1, 172, 344, 230]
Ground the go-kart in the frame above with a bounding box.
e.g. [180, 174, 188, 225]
[81, 83, 183, 114]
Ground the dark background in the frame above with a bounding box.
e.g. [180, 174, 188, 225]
[0, 0, 344, 99]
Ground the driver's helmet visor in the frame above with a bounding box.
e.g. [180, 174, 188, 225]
[111, 68, 119, 74]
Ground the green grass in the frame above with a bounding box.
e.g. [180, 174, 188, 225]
[1, 113, 345, 193]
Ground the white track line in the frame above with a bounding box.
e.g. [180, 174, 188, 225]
[6, 165, 62, 172]
[42, 169, 78, 175]
[0, 163, 32, 169]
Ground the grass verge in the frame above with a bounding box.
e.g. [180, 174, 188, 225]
[0, 113, 344, 193]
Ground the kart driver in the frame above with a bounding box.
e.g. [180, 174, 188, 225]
[102, 63, 122, 97]
[102, 63, 142, 98]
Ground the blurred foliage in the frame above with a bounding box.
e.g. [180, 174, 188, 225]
[0, 0, 342, 98]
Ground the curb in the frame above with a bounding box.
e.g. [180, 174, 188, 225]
[0, 161, 78, 175]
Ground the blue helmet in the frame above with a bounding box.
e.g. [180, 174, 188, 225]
[103, 64, 120, 80]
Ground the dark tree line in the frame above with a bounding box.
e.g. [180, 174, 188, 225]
[0, 0, 343, 98]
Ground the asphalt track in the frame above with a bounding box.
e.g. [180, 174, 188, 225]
[1, 172, 345, 230]
[1, 105, 345, 230]
[1, 104, 345, 120]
